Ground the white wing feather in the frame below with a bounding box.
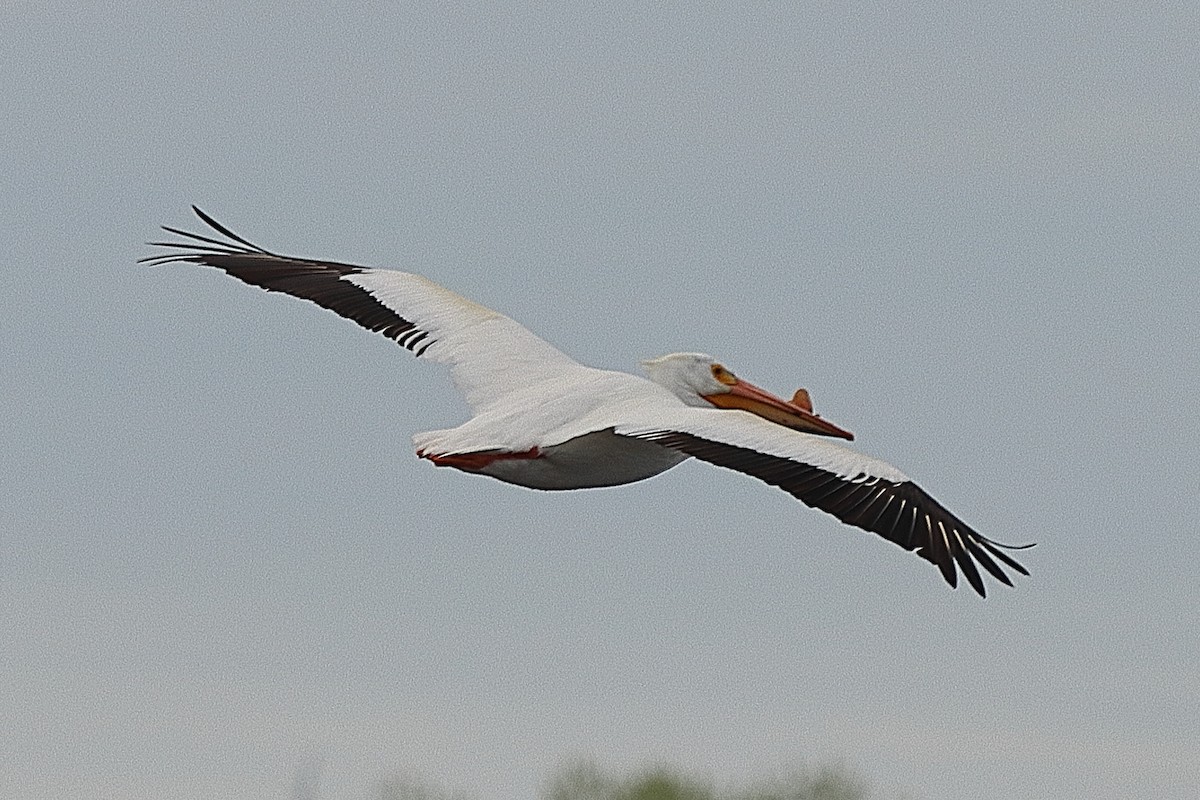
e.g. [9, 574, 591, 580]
[141, 207, 587, 415]
[344, 270, 586, 412]
[614, 405, 910, 482]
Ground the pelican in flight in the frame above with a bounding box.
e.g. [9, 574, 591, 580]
[143, 207, 1030, 596]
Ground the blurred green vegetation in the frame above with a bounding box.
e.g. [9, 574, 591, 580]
[373, 761, 872, 800]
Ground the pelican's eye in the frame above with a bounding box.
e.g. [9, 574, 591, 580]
[710, 364, 737, 385]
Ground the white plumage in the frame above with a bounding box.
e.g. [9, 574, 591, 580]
[143, 207, 1031, 596]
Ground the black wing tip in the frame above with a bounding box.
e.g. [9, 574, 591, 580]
[897, 482, 1032, 597]
[190, 205, 231, 238]
[141, 208, 435, 355]
[616, 430, 1033, 598]
[992, 539, 1037, 551]
[142, 207, 373, 277]
[141, 205, 278, 267]
[948, 538, 1031, 597]
[942, 539, 1032, 597]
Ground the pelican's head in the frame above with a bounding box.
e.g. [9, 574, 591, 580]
[639, 352, 854, 440]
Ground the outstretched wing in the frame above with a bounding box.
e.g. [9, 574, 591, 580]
[142, 207, 585, 412]
[617, 408, 1031, 597]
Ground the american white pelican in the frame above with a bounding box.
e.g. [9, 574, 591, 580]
[143, 207, 1031, 596]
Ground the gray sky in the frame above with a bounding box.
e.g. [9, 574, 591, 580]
[3, 2, 1197, 799]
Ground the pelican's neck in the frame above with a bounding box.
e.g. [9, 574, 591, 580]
[639, 352, 716, 408]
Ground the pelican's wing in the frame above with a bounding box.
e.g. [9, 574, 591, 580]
[141, 207, 584, 412]
[617, 409, 1030, 597]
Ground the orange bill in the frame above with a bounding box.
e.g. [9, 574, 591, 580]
[703, 379, 854, 440]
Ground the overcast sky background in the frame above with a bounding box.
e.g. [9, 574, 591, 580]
[3, 3, 1198, 799]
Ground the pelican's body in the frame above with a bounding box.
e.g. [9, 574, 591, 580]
[446, 427, 688, 490]
[144, 208, 1031, 596]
